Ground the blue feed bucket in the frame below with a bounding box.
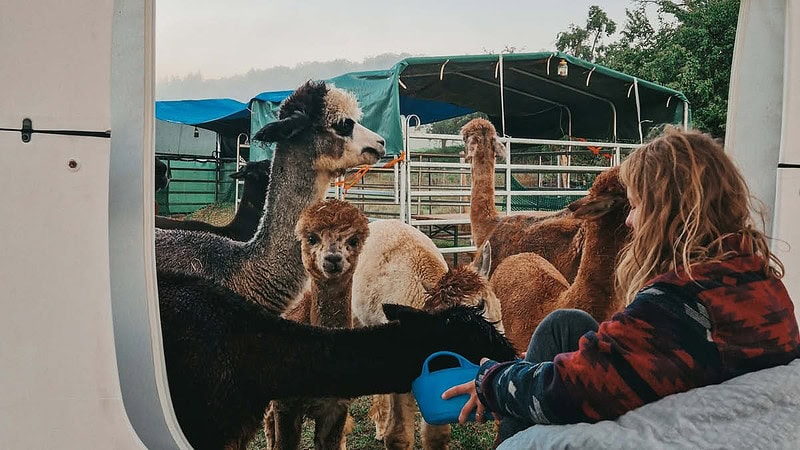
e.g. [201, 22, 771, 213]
[412, 351, 490, 425]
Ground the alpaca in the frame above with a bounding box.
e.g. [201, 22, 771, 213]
[155, 159, 272, 242]
[155, 81, 385, 314]
[351, 219, 448, 324]
[369, 245, 505, 450]
[462, 118, 584, 282]
[157, 271, 517, 450]
[155, 157, 170, 214]
[490, 166, 630, 351]
[155, 157, 170, 191]
[352, 219, 504, 450]
[265, 199, 370, 450]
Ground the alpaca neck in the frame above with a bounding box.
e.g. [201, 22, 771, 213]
[308, 276, 353, 328]
[470, 152, 501, 247]
[255, 323, 444, 400]
[241, 146, 333, 313]
[562, 212, 629, 318]
[228, 184, 266, 234]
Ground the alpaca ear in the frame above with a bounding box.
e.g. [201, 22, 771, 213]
[463, 135, 476, 163]
[569, 195, 624, 219]
[420, 277, 436, 293]
[252, 111, 310, 143]
[229, 165, 248, 179]
[494, 138, 509, 162]
[382, 303, 423, 322]
[470, 242, 492, 278]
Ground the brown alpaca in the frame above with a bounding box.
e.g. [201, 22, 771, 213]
[264, 199, 370, 450]
[462, 118, 584, 282]
[367, 243, 507, 450]
[490, 166, 630, 351]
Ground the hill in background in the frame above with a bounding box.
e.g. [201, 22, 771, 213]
[156, 52, 412, 101]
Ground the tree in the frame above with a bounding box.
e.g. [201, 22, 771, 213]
[588, 0, 741, 138]
[556, 5, 618, 62]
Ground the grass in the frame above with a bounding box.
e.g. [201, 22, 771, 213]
[246, 396, 496, 450]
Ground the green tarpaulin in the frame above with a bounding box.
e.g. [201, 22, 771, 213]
[249, 52, 690, 161]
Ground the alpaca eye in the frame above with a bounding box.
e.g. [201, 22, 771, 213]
[332, 118, 355, 137]
[307, 234, 320, 245]
[346, 236, 359, 247]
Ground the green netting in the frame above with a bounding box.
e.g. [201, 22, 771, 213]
[508, 175, 584, 212]
[155, 161, 237, 215]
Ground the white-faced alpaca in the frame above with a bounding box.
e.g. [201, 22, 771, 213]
[352, 219, 504, 450]
[155, 81, 385, 315]
[462, 118, 584, 281]
[264, 199, 370, 450]
[490, 166, 630, 351]
[155, 159, 272, 242]
[158, 271, 518, 450]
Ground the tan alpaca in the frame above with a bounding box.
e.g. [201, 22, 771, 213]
[462, 118, 584, 282]
[352, 221, 503, 450]
[368, 253, 502, 450]
[490, 166, 630, 351]
[265, 199, 370, 450]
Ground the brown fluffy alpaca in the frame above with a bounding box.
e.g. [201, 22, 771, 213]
[490, 166, 630, 351]
[462, 118, 584, 282]
[369, 244, 507, 450]
[265, 199, 370, 450]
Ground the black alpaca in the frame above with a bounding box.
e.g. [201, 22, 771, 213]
[155, 157, 170, 192]
[157, 272, 517, 450]
[155, 159, 271, 242]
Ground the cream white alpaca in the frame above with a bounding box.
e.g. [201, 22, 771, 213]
[352, 219, 447, 321]
[352, 219, 503, 450]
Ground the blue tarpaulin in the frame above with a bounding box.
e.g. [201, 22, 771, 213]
[155, 98, 250, 136]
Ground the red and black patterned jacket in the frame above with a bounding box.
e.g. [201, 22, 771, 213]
[476, 249, 800, 424]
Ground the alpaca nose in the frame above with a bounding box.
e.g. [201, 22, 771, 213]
[323, 253, 343, 274]
[377, 138, 385, 147]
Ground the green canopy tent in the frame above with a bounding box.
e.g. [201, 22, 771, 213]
[249, 52, 690, 160]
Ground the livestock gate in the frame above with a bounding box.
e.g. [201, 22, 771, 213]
[161, 53, 689, 264]
[276, 52, 691, 264]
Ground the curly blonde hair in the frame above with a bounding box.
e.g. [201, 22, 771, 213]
[615, 126, 783, 304]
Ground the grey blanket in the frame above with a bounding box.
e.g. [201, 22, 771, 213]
[498, 359, 800, 450]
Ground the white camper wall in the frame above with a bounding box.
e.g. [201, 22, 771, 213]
[774, 1, 800, 310]
[727, 0, 800, 316]
[0, 0, 145, 447]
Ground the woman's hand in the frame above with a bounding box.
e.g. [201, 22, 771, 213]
[441, 357, 491, 424]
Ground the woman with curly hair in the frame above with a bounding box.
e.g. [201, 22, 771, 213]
[444, 126, 800, 444]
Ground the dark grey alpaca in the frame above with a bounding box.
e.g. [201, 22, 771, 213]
[155, 157, 170, 192]
[157, 271, 517, 450]
[155, 81, 385, 314]
[155, 159, 271, 242]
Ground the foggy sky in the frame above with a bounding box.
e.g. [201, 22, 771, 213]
[156, 0, 631, 81]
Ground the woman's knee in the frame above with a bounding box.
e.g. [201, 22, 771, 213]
[540, 308, 596, 329]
